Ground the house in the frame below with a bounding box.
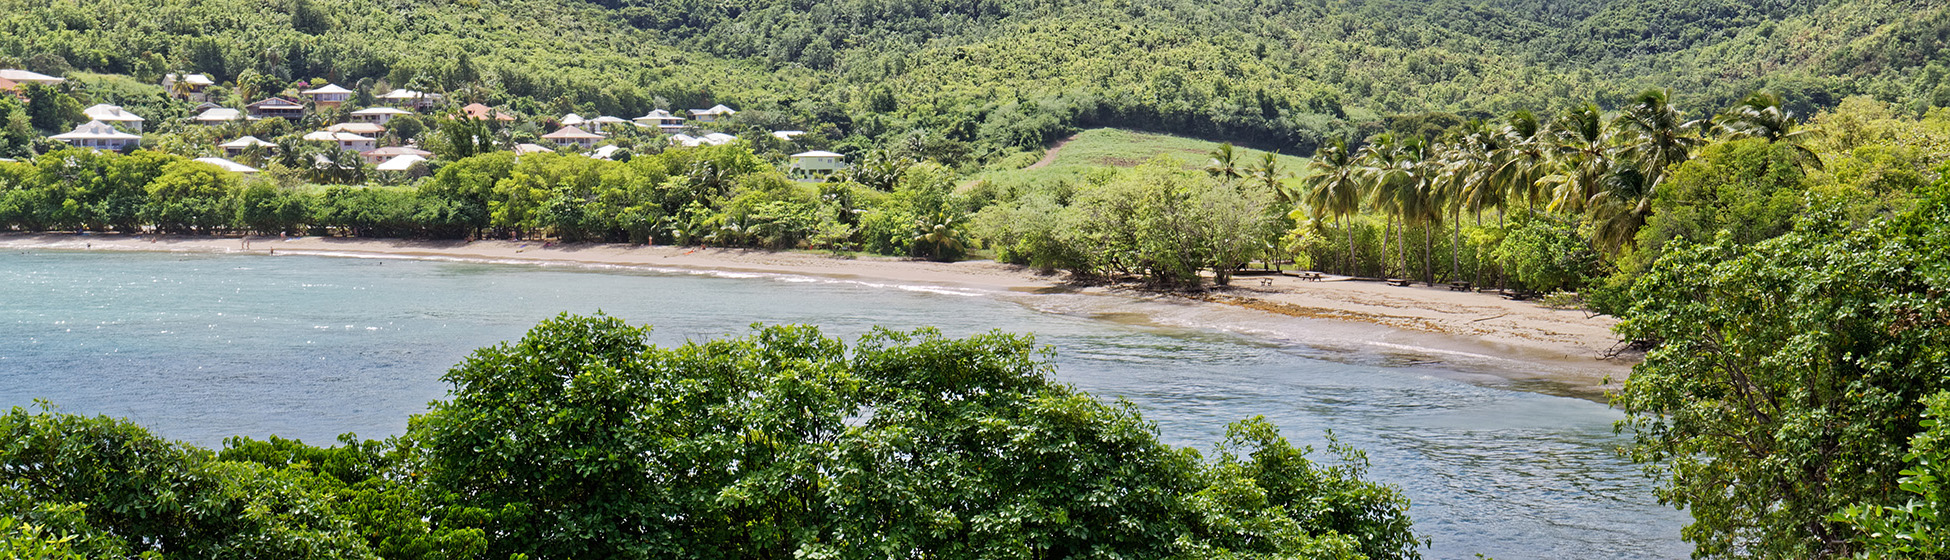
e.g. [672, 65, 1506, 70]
[590, 145, 622, 160]
[513, 143, 555, 156]
[688, 104, 737, 123]
[374, 154, 426, 172]
[360, 145, 432, 165]
[50, 120, 141, 151]
[327, 122, 386, 135]
[245, 97, 306, 119]
[588, 116, 629, 134]
[193, 157, 260, 174]
[772, 130, 805, 141]
[633, 109, 685, 132]
[669, 132, 738, 148]
[82, 104, 145, 132]
[192, 107, 243, 125]
[0, 69, 64, 86]
[540, 126, 602, 149]
[349, 107, 412, 125]
[219, 136, 275, 156]
[302, 130, 376, 152]
[163, 73, 214, 100]
[301, 84, 354, 107]
[460, 103, 515, 122]
[560, 113, 586, 127]
[377, 88, 441, 110]
[787, 150, 847, 181]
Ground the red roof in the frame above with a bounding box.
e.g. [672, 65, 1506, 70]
[461, 103, 515, 121]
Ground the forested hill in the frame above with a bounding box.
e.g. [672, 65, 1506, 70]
[4, 0, 1946, 160]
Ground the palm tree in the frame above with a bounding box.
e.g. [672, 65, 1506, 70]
[1491, 111, 1551, 214]
[1613, 89, 1704, 190]
[1714, 91, 1823, 171]
[1206, 143, 1244, 182]
[1599, 89, 1704, 253]
[1252, 152, 1293, 203]
[1358, 134, 1407, 278]
[1300, 138, 1363, 275]
[1540, 103, 1611, 215]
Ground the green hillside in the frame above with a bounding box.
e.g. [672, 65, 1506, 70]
[970, 128, 1311, 193]
[4, 0, 1948, 163]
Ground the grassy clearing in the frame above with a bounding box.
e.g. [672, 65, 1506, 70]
[967, 128, 1312, 192]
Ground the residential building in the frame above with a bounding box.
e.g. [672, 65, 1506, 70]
[460, 103, 515, 122]
[163, 73, 214, 100]
[245, 97, 306, 119]
[327, 122, 386, 135]
[541, 126, 602, 150]
[50, 120, 141, 151]
[633, 109, 685, 132]
[360, 145, 432, 165]
[349, 107, 412, 125]
[82, 104, 145, 132]
[772, 130, 805, 141]
[0, 69, 64, 86]
[219, 136, 275, 156]
[377, 88, 441, 110]
[513, 143, 555, 156]
[301, 84, 354, 107]
[303, 130, 376, 152]
[375, 154, 426, 172]
[787, 150, 847, 181]
[192, 107, 243, 125]
[688, 104, 737, 123]
[588, 116, 629, 134]
[193, 157, 260, 174]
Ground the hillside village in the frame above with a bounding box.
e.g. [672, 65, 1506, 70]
[0, 68, 850, 182]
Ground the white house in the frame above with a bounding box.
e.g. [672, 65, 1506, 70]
[360, 145, 432, 165]
[50, 120, 141, 151]
[771, 130, 805, 141]
[192, 107, 243, 124]
[377, 88, 441, 109]
[633, 109, 685, 131]
[541, 126, 602, 149]
[560, 113, 586, 127]
[301, 83, 354, 107]
[82, 104, 145, 132]
[513, 143, 555, 156]
[588, 116, 629, 134]
[0, 69, 64, 86]
[787, 150, 847, 181]
[349, 107, 412, 125]
[688, 104, 737, 123]
[303, 130, 376, 152]
[327, 122, 386, 135]
[374, 154, 426, 172]
[193, 157, 260, 174]
[219, 135, 275, 156]
[246, 97, 306, 119]
[590, 145, 622, 160]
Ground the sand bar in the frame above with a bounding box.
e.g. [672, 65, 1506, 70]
[2, 233, 1635, 397]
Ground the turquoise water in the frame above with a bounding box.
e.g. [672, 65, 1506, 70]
[0, 250, 1688, 558]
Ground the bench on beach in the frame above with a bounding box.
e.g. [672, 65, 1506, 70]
[1448, 281, 1473, 292]
[1386, 278, 1412, 287]
[1500, 289, 1541, 301]
[1282, 271, 1324, 281]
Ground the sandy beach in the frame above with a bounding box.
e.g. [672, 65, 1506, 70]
[2, 232, 1635, 396]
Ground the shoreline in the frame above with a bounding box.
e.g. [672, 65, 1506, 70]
[1, 232, 1635, 397]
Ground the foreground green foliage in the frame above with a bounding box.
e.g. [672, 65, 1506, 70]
[1613, 179, 1950, 558]
[1, 315, 1420, 560]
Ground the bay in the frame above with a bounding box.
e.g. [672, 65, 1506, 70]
[0, 250, 1688, 559]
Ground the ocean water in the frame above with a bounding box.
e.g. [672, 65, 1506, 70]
[0, 249, 1689, 559]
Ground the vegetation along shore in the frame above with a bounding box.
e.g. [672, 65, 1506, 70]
[10, 0, 1950, 556]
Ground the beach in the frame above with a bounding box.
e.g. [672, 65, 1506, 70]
[1, 232, 1634, 395]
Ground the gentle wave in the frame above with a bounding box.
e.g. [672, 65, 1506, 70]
[268, 250, 994, 298]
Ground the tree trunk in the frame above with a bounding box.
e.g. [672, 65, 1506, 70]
[1423, 226, 1434, 284]
[1343, 216, 1355, 276]
[1379, 216, 1390, 279]
[1451, 212, 1461, 282]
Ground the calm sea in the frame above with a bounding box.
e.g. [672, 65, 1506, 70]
[0, 249, 1688, 559]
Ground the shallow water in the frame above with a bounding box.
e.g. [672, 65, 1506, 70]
[0, 250, 1688, 558]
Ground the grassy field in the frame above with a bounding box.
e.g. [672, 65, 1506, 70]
[968, 128, 1312, 192]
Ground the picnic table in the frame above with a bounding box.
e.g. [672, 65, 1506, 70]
[1386, 278, 1412, 287]
[1448, 281, 1473, 292]
[1283, 271, 1324, 281]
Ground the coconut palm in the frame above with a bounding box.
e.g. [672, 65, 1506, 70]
[1540, 103, 1611, 215]
[1253, 152, 1294, 203]
[1358, 134, 1407, 278]
[1598, 89, 1704, 253]
[1714, 91, 1823, 171]
[1491, 111, 1551, 213]
[1206, 143, 1245, 182]
[1300, 138, 1363, 275]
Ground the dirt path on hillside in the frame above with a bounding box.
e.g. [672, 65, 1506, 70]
[1023, 134, 1077, 170]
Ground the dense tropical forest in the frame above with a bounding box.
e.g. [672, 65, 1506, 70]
[8, 0, 1950, 557]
